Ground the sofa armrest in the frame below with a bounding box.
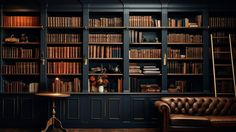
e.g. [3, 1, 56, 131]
[155, 101, 171, 132]
[155, 101, 171, 113]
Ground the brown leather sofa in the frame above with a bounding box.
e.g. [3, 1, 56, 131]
[155, 97, 236, 132]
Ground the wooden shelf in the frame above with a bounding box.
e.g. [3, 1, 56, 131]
[2, 42, 40, 45]
[2, 26, 42, 29]
[129, 58, 162, 60]
[130, 42, 162, 45]
[89, 58, 123, 60]
[47, 58, 83, 60]
[168, 73, 203, 76]
[129, 73, 162, 76]
[89, 27, 125, 29]
[47, 42, 82, 45]
[47, 73, 82, 76]
[168, 58, 203, 60]
[168, 42, 203, 45]
[89, 42, 123, 45]
[88, 73, 123, 76]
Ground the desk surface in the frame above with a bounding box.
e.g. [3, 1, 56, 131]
[36, 92, 70, 98]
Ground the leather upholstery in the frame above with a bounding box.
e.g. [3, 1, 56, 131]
[155, 97, 236, 132]
[160, 97, 236, 115]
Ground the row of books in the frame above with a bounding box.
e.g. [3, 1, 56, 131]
[47, 47, 81, 58]
[89, 45, 122, 58]
[211, 32, 233, 44]
[129, 49, 161, 58]
[212, 47, 231, 60]
[47, 62, 81, 74]
[140, 84, 161, 92]
[174, 80, 186, 92]
[1, 47, 40, 59]
[129, 16, 161, 27]
[129, 77, 160, 92]
[89, 34, 122, 43]
[168, 33, 203, 43]
[168, 15, 202, 27]
[209, 17, 236, 28]
[129, 30, 159, 43]
[2, 62, 39, 74]
[89, 17, 122, 27]
[3, 80, 39, 93]
[52, 77, 81, 93]
[168, 47, 203, 58]
[168, 61, 202, 74]
[3, 16, 40, 27]
[47, 33, 81, 43]
[48, 16, 82, 27]
[216, 80, 234, 93]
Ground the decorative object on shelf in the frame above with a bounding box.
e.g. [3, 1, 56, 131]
[19, 33, 29, 42]
[89, 75, 109, 93]
[4, 34, 19, 43]
[168, 84, 180, 93]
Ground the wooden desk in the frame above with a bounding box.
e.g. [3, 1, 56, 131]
[36, 93, 70, 132]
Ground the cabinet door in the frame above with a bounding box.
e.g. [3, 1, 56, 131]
[89, 95, 122, 124]
[19, 96, 35, 120]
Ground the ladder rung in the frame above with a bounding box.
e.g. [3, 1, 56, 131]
[215, 64, 232, 67]
[216, 78, 233, 81]
[214, 51, 231, 54]
[212, 36, 229, 39]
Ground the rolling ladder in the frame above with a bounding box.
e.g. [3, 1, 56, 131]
[210, 34, 236, 97]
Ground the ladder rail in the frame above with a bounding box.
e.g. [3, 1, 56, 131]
[210, 34, 217, 97]
[228, 34, 236, 97]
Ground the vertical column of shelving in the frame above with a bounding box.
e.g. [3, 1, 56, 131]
[46, 12, 83, 93]
[209, 12, 236, 95]
[167, 12, 204, 93]
[1, 12, 41, 93]
[88, 12, 124, 93]
[128, 12, 162, 93]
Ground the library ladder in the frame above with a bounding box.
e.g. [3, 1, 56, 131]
[210, 34, 236, 97]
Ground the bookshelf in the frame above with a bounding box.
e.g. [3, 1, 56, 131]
[46, 12, 83, 93]
[0, 0, 236, 128]
[1, 12, 41, 93]
[167, 12, 204, 93]
[128, 12, 162, 93]
[88, 12, 124, 93]
[209, 12, 236, 94]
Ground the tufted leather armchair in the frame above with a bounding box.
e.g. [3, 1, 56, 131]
[155, 97, 236, 132]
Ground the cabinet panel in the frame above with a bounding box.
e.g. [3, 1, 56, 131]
[2, 97, 17, 120]
[66, 97, 80, 120]
[131, 97, 146, 121]
[19, 97, 34, 120]
[90, 97, 105, 120]
[107, 97, 121, 120]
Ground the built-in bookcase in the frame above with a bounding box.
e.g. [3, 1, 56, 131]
[88, 12, 124, 93]
[0, 11, 41, 93]
[208, 12, 236, 94]
[167, 11, 204, 93]
[46, 12, 83, 93]
[1, 5, 235, 96]
[128, 12, 162, 93]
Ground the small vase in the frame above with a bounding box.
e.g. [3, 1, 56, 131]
[98, 85, 104, 93]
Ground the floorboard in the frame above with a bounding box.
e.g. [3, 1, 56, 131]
[0, 128, 158, 132]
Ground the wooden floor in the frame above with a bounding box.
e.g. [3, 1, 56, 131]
[0, 128, 158, 132]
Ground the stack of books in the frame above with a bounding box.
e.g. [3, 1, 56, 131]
[129, 65, 142, 74]
[143, 65, 160, 74]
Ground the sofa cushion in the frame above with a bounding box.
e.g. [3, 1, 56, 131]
[208, 116, 236, 127]
[170, 114, 210, 126]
